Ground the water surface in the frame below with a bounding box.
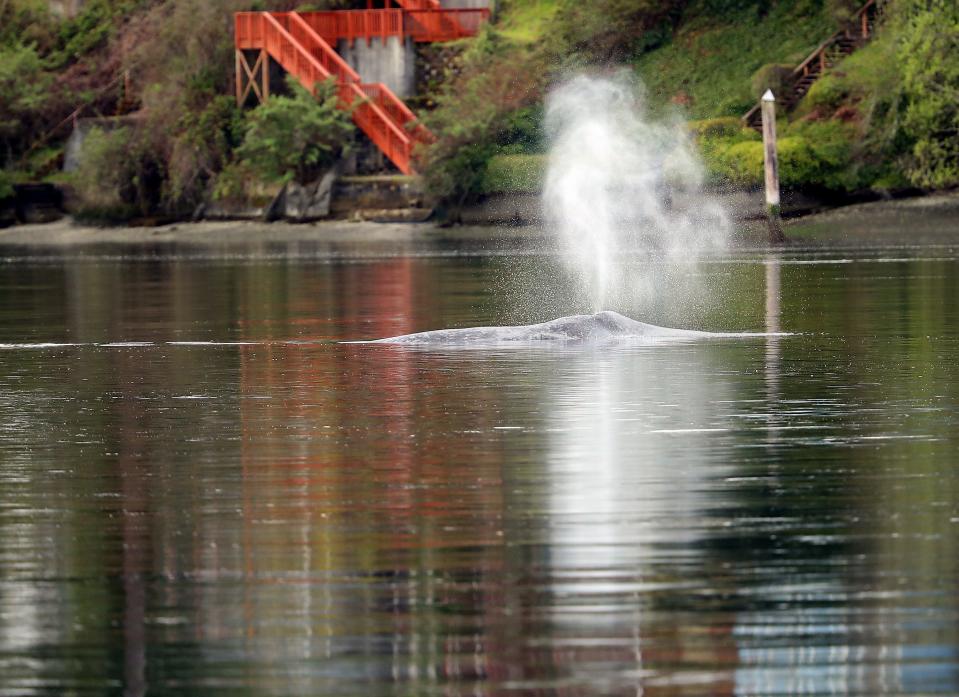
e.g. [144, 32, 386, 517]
[1, 228, 958, 695]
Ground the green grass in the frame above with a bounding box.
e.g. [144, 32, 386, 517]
[495, 0, 559, 44]
[634, 1, 836, 118]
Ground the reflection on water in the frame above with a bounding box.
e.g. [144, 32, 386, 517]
[1, 243, 959, 695]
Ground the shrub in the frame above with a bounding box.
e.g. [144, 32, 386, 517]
[784, 119, 856, 189]
[802, 73, 849, 113]
[896, 0, 959, 188]
[53, 0, 146, 65]
[234, 77, 354, 184]
[826, 0, 861, 24]
[420, 26, 547, 202]
[790, 23, 911, 191]
[0, 43, 55, 164]
[0, 1, 57, 51]
[165, 95, 244, 207]
[689, 116, 750, 139]
[482, 154, 545, 193]
[713, 139, 764, 187]
[751, 63, 794, 99]
[698, 119, 856, 190]
[69, 125, 165, 220]
[0, 170, 14, 200]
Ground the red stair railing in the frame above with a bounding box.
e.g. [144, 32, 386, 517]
[235, 11, 427, 174]
[235, 5, 489, 173]
[295, 8, 489, 44]
[298, 10, 405, 46]
[390, 0, 441, 9]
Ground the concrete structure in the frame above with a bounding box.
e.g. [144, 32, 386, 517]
[337, 36, 416, 98]
[63, 115, 142, 173]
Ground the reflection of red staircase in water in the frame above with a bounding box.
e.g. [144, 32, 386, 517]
[234, 5, 489, 175]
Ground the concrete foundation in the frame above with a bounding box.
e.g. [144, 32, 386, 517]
[337, 36, 416, 98]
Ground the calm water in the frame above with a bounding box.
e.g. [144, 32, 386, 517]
[1, 230, 958, 696]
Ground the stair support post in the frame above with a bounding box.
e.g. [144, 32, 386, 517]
[236, 49, 269, 106]
[761, 90, 785, 244]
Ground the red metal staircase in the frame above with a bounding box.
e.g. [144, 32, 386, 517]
[234, 6, 489, 175]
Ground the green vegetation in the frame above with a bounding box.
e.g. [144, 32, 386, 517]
[0, 170, 13, 201]
[896, 0, 959, 188]
[420, 26, 547, 202]
[634, 2, 835, 119]
[692, 0, 959, 193]
[70, 125, 162, 221]
[424, 0, 959, 201]
[699, 119, 858, 190]
[233, 78, 354, 184]
[496, 0, 559, 43]
[213, 78, 353, 201]
[0, 0, 355, 220]
[1, 0, 957, 219]
[483, 154, 545, 194]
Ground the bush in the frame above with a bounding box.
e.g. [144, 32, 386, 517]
[420, 26, 547, 202]
[802, 73, 849, 113]
[53, 0, 145, 65]
[482, 154, 545, 193]
[712, 139, 764, 187]
[0, 1, 57, 51]
[699, 119, 856, 190]
[166, 95, 244, 207]
[0, 43, 55, 163]
[689, 116, 750, 139]
[826, 0, 861, 24]
[69, 125, 165, 220]
[896, 0, 959, 188]
[234, 77, 354, 184]
[784, 119, 856, 189]
[751, 63, 794, 99]
[0, 170, 14, 200]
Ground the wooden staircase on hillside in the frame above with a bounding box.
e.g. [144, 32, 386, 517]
[743, 0, 881, 130]
[234, 5, 489, 175]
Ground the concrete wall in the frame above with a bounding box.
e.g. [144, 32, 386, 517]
[337, 36, 416, 98]
[63, 115, 143, 173]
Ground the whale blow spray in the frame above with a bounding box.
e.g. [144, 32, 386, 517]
[543, 73, 730, 314]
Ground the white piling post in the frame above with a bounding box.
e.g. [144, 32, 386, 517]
[761, 89, 785, 244]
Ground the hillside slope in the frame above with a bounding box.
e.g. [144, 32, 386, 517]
[430, 0, 958, 201]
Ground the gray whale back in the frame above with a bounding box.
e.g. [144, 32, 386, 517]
[371, 311, 759, 345]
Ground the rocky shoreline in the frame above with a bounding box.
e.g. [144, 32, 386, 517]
[1, 190, 957, 254]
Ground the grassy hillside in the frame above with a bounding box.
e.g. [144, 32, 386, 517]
[634, 2, 835, 118]
[439, 0, 958, 201]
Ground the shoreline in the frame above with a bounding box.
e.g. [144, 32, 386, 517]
[2, 191, 958, 254]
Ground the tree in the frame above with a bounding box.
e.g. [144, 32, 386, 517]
[234, 76, 355, 184]
[897, 0, 959, 187]
[0, 43, 53, 164]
